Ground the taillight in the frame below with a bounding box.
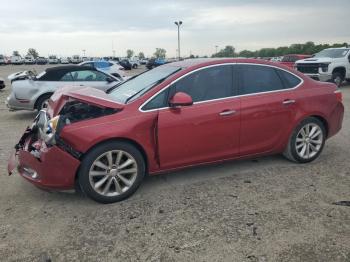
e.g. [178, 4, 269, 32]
[334, 90, 343, 103]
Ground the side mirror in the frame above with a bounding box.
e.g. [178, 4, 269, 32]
[169, 92, 193, 107]
[106, 77, 115, 83]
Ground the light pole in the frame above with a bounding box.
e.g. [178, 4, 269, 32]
[82, 49, 86, 57]
[174, 21, 182, 60]
[215, 45, 218, 55]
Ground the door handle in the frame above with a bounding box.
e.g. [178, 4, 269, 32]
[282, 99, 295, 105]
[219, 110, 236, 116]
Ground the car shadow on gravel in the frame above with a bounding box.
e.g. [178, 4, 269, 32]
[7, 111, 37, 120]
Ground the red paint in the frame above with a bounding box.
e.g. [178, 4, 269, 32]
[10, 59, 344, 190]
[279, 54, 312, 68]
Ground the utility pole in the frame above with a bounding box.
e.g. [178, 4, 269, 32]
[215, 45, 218, 55]
[174, 21, 183, 60]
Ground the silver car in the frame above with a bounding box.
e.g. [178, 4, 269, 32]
[6, 65, 122, 111]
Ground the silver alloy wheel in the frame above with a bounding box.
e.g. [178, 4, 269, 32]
[334, 76, 342, 86]
[88, 150, 138, 197]
[295, 123, 323, 159]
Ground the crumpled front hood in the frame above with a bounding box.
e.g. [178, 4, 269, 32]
[8, 70, 36, 81]
[296, 57, 333, 64]
[48, 86, 124, 116]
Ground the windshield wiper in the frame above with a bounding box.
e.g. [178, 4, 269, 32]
[124, 76, 170, 104]
[125, 88, 146, 104]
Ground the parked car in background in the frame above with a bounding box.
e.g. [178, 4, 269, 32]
[10, 56, 24, 65]
[6, 65, 121, 111]
[48, 55, 59, 64]
[36, 57, 48, 65]
[0, 77, 5, 89]
[71, 55, 81, 64]
[279, 54, 311, 68]
[7, 58, 344, 203]
[146, 58, 167, 69]
[0, 54, 5, 65]
[129, 57, 140, 68]
[119, 59, 132, 70]
[24, 55, 36, 64]
[4, 56, 12, 65]
[270, 57, 283, 62]
[79, 60, 126, 81]
[140, 58, 148, 65]
[295, 47, 350, 87]
[60, 57, 70, 64]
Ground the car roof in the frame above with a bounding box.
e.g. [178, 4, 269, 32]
[45, 65, 94, 72]
[164, 58, 280, 69]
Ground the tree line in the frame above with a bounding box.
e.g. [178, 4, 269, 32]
[212, 42, 349, 58]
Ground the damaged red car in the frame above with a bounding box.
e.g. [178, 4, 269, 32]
[8, 59, 344, 203]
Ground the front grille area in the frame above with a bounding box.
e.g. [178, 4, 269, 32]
[296, 63, 319, 74]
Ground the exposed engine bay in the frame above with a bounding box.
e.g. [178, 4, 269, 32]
[15, 101, 119, 160]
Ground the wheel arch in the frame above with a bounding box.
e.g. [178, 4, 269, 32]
[34, 92, 53, 109]
[332, 67, 346, 78]
[77, 137, 149, 175]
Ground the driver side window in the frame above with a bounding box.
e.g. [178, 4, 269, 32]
[173, 65, 233, 102]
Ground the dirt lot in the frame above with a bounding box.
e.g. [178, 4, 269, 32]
[0, 64, 349, 262]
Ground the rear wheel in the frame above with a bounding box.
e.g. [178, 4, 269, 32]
[78, 141, 145, 203]
[283, 117, 326, 163]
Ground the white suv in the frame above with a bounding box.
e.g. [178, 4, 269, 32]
[48, 55, 59, 64]
[295, 47, 350, 86]
[24, 55, 35, 64]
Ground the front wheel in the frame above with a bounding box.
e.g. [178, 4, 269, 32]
[332, 72, 344, 87]
[78, 141, 145, 203]
[283, 117, 326, 163]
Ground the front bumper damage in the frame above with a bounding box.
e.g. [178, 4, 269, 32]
[7, 112, 81, 190]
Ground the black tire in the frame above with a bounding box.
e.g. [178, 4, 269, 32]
[332, 71, 344, 87]
[35, 93, 52, 111]
[132, 64, 138, 69]
[283, 117, 326, 163]
[78, 141, 145, 204]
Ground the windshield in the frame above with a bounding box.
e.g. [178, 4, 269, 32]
[314, 49, 349, 58]
[108, 65, 182, 104]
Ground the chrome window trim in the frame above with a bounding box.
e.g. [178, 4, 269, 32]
[138, 62, 304, 113]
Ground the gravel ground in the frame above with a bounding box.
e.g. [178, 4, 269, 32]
[0, 64, 349, 262]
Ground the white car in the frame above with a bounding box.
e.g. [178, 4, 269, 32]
[0, 54, 5, 65]
[79, 60, 128, 81]
[24, 55, 35, 64]
[71, 55, 81, 64]
[295, 47, 350, 87]
[10, 56, 24, 65]
[6, 65, 122, 111]
[48, 55, 59, 64]
[129, 58, 140, 69]
[60, 57, 70, 64]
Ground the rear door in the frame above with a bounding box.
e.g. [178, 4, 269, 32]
[238, 64, 299, 156]
[156, 64, 241, 169]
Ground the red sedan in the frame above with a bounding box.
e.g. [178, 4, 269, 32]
[279, 54, 312, 68]
[8, 59, 344, 203]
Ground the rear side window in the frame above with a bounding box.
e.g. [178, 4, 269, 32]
[277, 69, 302, 88]
[238, 65, 284, 95]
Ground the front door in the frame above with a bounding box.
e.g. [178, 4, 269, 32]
[157, 64, 241, 169]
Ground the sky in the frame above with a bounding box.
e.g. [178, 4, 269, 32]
[0, 0, 349, 58]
